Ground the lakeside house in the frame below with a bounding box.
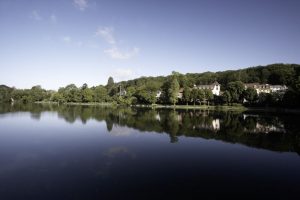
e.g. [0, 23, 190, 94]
[194, 81, 221, 96]
[156, 88, 184, 99]
[244, 83, 287, 94]
[119, 89, 127, 96]
[270, 85, 288, 93]
[177, 88, 184, 99]
[156, 91, 162, 98]
[175, 82, 220, 100]
[156, 81, 287, 100]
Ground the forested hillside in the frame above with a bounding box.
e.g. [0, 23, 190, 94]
[1, 63, 300, 107]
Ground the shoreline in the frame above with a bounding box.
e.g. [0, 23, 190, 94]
[33, 101, 300, 113]
[36, 102, 247, 111]
[134, 104, 248, 111]
[35, 101, 114, 106]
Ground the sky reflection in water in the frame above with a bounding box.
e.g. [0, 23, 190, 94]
[0, 104, 300, 199]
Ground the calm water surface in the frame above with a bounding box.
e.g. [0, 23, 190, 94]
[0, 104, 300, 199]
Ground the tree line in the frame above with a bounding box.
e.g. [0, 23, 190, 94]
[1, 63, 300, 107]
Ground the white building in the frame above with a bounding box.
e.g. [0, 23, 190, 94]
[270, 85, 288, 93]
[244, 83, 287, 94]
[195, 81, 221, 96]
[177, 88, 184, 99]
[156, 82, 221, 100]
[156, 90, 162, 98]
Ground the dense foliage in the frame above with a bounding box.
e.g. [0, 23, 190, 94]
[1, 63, 300, 107]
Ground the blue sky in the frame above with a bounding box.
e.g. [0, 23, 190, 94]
[1, 0, 300, 90]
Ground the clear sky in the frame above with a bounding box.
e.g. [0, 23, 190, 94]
[1, 0, 300, 90]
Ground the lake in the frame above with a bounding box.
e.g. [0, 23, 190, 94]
[0, 104, 300, 199]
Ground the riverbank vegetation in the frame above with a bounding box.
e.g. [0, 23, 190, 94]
[1, 63, 300, 108]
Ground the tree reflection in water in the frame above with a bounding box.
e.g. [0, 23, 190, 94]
[1, 103, 300, 154]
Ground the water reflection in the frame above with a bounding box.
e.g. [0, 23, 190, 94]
[243, 114, 286, 133]
[1, 103, 300, 199]
[0, 103, 300, 154]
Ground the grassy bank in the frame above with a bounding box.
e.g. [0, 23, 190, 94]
[35, 101, 248, 111]
[35, 101, 113, 106]
[32, 102, 300, 113]
[134, 104, 248, 111]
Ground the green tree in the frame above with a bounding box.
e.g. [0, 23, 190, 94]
[93, 85, 108, 102]
[283, 90, 299, 107]
[135, 81, 159, 105]
[145, 80, 160, 104]
[260, 68, 270, 83]
[197, 89, 205, 105]
[294, 76, 300, 94]
[183, 86, 191, 105]
[162, 75, 180, 105]
[267, 65, 295, 85]
[204, 89, 213, 105]
[51, 92, 65, 103]
[106, 76, 114, 90]
[227, 81, 245, 103]
[126, 86, 136, 97]
[81, 83, 93, 103]
[30, 85, 46, 102]
[191, 88, 198, 106]
[0, 85, 13, 102]
[243, 87, 258, 104]
[222, 90, 232, 105]
[59, 84, 81, 102]
[258, 93, 270, 106]
[169, 76, 179, 106]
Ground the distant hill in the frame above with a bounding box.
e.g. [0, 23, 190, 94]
[0, 85, 11, 89]
[118, 63, 300, 88]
